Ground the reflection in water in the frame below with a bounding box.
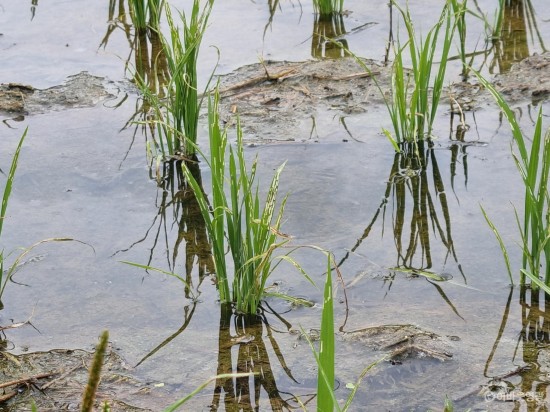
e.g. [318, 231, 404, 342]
[484, 287, 550, 408]
[210, 303, 308, 411]
[491, 0, 533, 73]
[100, 0, 169, 165]
[135, 301, 197, 367]
[448, 107, 477, 193]
[263, 0, 304, 39]
[338, 142, 465, 316]
[30, 0, 38, 20]
[311, 14, 350, 59]
[472, 0, 547, 75]
[114, 160, 214, 299]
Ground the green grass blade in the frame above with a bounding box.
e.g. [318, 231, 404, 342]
[1, 127, 28, 238]
[163, 373, 254, 412]
[480, 204, 514, 284]
[317, 255, 335, 411]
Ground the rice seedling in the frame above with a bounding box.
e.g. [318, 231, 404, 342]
[137, 0, 214, 159]
[182, 88, 312, 313]
[474, 70, 549, 289]
[312, 0, 344, 18]
[449, 0, 469, 79]
[0, 128, 27, 307]
[163, 372, 254, 412]
[128, 0, 163, 32]
[383, 0, 456, 145]
[302, 253, 382, 411]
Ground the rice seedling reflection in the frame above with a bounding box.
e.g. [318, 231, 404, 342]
[135, 301, 197, 368]
[311, 14, 350, 59]
[210, 303, 309, 411]
[337, 141, 465, 316]
[482, 286, 550, 407]
[117, 160, 214, 299]
[467, 0, 548, 75]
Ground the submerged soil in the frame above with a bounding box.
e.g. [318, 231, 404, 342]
[0, 72, 119, 117]
[2, 52, 548, 135]
[215, 53, 550, 144]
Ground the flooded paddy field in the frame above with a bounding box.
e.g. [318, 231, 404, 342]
[1, 0, 550, 411]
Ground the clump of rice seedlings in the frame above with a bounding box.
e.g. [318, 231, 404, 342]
[138, 0, 214, 159]
[313, 0, 344, 18]
[383, 0, 456, 145]
[182, 88, 312, 313]
[475, 71, 549, 289]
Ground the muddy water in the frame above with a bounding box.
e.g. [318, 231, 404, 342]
[1, 0, 550, 411]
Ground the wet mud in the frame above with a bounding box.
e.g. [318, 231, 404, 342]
[0, 346, 165, 411]
[0, 72, 118, 117]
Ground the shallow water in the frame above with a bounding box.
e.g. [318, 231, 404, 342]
[1, 0, 550, 411]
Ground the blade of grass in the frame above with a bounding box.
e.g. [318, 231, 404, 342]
[0, 127, 28, 238]
[163, 373, 255, 412]
[480, 204, 513, 284]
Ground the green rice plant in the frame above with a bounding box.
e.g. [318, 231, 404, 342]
[182, 88, 312, 314]
[0, 128, 27, 307]
[474, 70, 549, 288]
[163, 372, 254, 412]
[384, 0, 456, 144]
[138, 0, 213, 159]
[302, 254, 382, 411]
[0, 128, 88, 307]
[449, 0, 469, 79]
[128, 0, 163, 31]
[312, 0, 344, 18]
[0, 128, 27, 242]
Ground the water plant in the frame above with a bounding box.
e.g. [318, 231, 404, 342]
[313, 0, 344, 18]
[0, 128, 28, 307]
[138, 0, 214, 159]
[449, 0, 469, 79]
[475, 71, 549, 289]
[302, 254, 381, 411]
[182, 88, 311, 314]
[127, 0, 163, 32]
[383, 0, 456, 145]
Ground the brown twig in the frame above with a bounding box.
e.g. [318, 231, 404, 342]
[312, 71, 380, 81]
[0, 371, 57, 390]
[218, 67, 299, 96]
